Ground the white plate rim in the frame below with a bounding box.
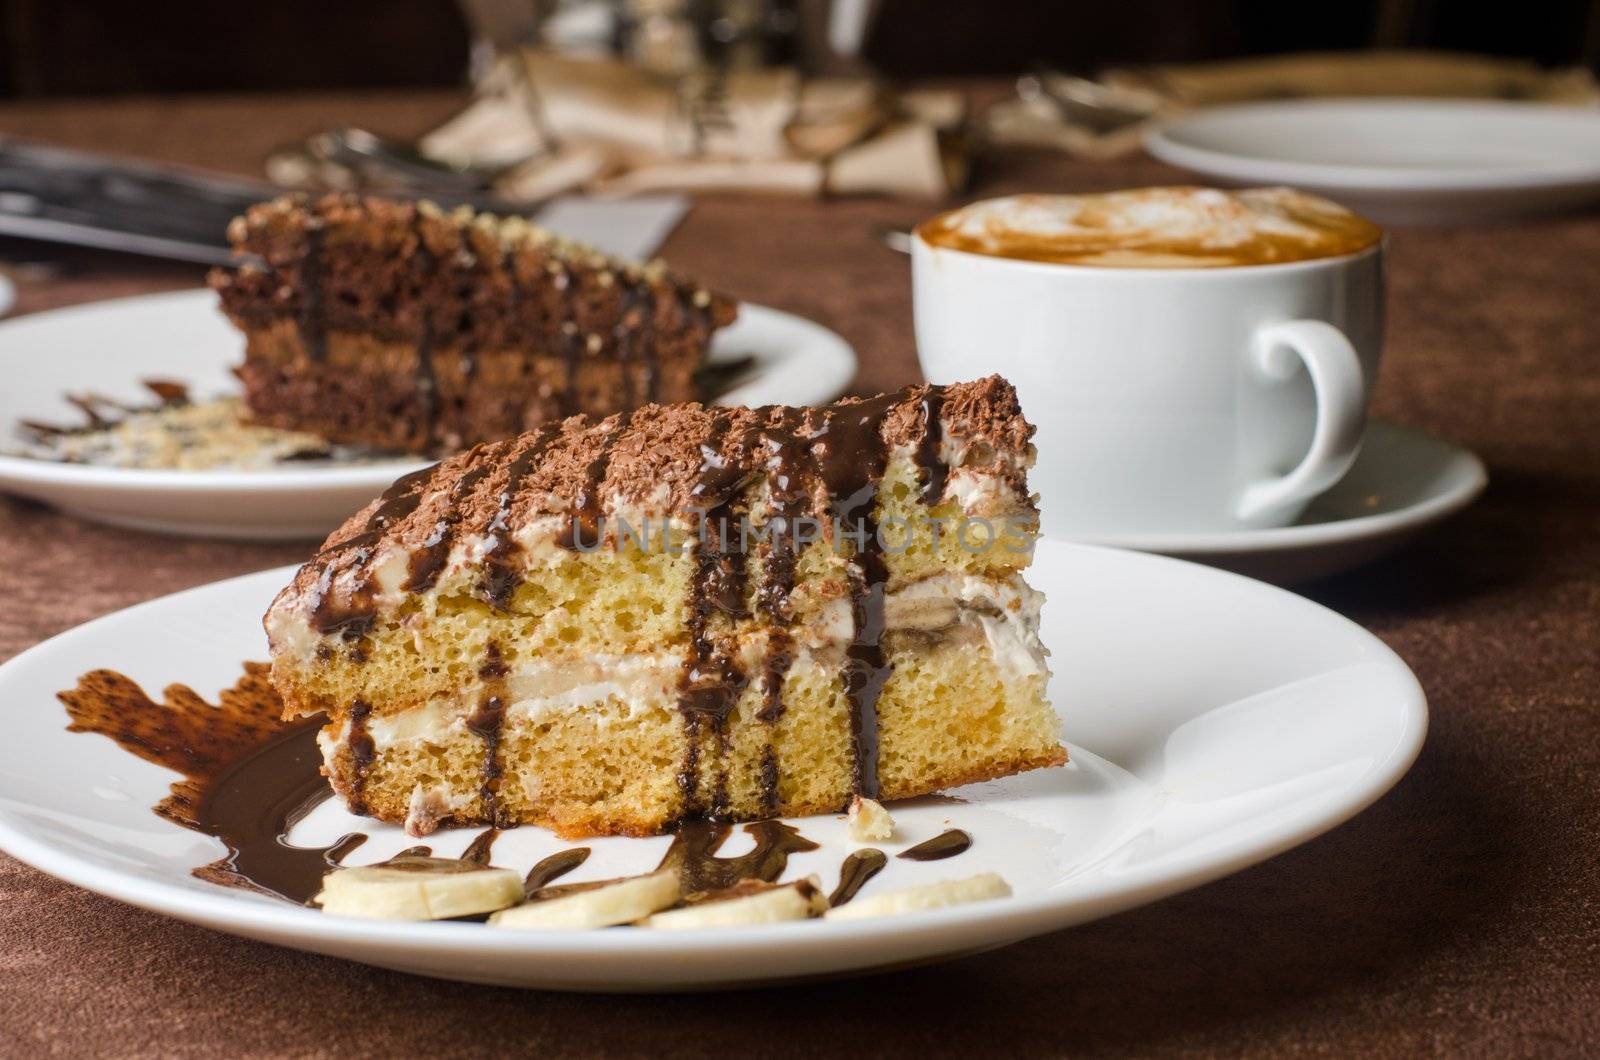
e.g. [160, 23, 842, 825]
[1071, 421, 1487, 555]
[0, 543, 1427, 965]
[0, 289, 857, 494]
[1147, 97, 1600, 191]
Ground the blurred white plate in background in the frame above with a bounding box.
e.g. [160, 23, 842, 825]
[0, 290, 855, 541]
[1148, 98, 1600, 222]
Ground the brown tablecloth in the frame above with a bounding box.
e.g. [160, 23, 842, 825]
[1, 90, 1596, 1058]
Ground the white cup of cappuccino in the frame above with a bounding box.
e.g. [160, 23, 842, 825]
[912, 186, 1385, 538]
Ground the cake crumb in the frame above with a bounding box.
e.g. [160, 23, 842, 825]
[848, 796, 895, 842]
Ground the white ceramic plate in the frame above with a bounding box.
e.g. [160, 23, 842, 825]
[1147, 98, 1600, 223]
[1074, 421, 1487, 585]
[0, 289, 856, 540]
[0, 541, 1426, 991]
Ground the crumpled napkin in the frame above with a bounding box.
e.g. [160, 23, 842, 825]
[417, 51, 968, 201]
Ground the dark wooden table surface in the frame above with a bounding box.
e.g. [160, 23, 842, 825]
[1, 90, 1596, 1058]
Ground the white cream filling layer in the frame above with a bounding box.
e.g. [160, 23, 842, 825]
[327, 572, 1047, 759]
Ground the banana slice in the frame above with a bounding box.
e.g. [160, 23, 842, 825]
[314, 857, 523, 920]
[847, 795, 895, 841]
[641, 877, 828, 930]
[823, 872, 1010, 921]
[489, 871, 680, 930]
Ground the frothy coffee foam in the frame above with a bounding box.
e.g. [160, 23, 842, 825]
[916, 187, 1381, 268]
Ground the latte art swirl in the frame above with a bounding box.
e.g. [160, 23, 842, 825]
[916, 187, 1381, 268]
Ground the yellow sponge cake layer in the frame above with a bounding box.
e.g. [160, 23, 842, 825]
[266, 377, 1063, 837]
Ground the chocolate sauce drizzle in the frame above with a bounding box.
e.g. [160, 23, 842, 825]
[58, 664, 362, 903]
[666, 385, 947, 816]
[558, 322, 583, 417]
[811, 394, 905, 800]
[898, 828, 971, 862]
[409, 213, 440, 447]
[466, 641, 511, 825]
[656, 819, 819, 897]
[481, 424, 561, 609]
[829, 848, 887, 906]
[461, 827, 500, 866]
[523, 848, 591, 896]
[297, 221, 328, 362]
[614, 278, 660, 407]
[345, 700, 376, 816]
[913, 390, 949, 505]
[308, 462, 439, 637]
[61, 663, 949, 912]
[19, 379, 194, 442]
[404, 460, 494, 593]
[677, 415, 757, 814]
[556, 413, 634, 551]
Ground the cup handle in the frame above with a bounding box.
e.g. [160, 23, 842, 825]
[1236, 319, 1366, 523]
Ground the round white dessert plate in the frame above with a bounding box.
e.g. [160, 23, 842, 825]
[0, 542, 1426, 992]
[1147, 98, 1600, 223]
[0, 289, 856, 541]
[1070, 421, 1487, 585]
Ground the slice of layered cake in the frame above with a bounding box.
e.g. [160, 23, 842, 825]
[264, 376, 1063, 837]
[209, 194, 737, 455]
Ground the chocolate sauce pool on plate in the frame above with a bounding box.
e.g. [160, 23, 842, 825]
[523, 848, 591, 896]
[59, 662, 953, 912]
[829, 848, 887, 907]
[59, 663, 359, 903]
[899, 828, 972, 862]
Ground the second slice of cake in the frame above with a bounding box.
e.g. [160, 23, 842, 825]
[210, 193, 737, 455]
[265, 376, 1063, 837]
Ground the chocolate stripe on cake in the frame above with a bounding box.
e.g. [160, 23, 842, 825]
[559, 323, 583, 417]
[679, 414, 754, 815]
[481, 424, 562, 609]
[309, 463, 440, 636]
[468, 641, 512, 825]
[674, 388, 939, 810]
[409, 211, 440, 444]
[914, 389, 948, 505]
[346, 700, 376, 815]
[557, 412, 635, 551]
[297, 218, 328, 362]
[405, 457, 497, 593]
[811, 392, 902, 801]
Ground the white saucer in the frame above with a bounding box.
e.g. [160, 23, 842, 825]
[1147, 98, 1600, 223]
[0, 289, 856, 541]
[0, 541, 1426, 991]
[1073, 421, 1486, 584]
